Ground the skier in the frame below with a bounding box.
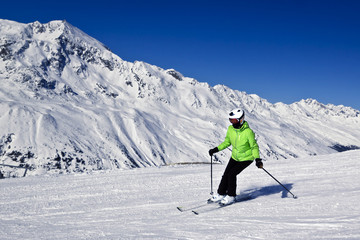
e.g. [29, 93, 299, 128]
[208, 108, 263, 206]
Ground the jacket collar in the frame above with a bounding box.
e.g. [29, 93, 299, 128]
[231, 121, 248, 130]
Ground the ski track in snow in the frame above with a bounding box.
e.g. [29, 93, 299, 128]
[1, 150, 360, 239]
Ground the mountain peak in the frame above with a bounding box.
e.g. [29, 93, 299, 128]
[1, 19, 359, 177]
[165, 69, 183, 81]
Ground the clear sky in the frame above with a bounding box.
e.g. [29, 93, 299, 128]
[3, 0, 360, 110]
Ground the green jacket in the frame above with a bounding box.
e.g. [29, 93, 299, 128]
[217, 121, 260, 162]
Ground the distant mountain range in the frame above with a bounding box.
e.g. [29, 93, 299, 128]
[1, 19, 359, 177]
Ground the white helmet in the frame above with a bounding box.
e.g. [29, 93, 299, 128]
[228, 108, 245, 120]
[228, 108, 245, 125]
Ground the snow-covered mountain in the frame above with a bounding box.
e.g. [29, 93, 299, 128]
[1, 19, 359, 177]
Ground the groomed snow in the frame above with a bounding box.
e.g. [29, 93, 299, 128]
[1, 150, 359, 239]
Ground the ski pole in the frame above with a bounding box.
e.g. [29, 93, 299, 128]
[262, 167, 298, 199]
[210, 155, 213, 195]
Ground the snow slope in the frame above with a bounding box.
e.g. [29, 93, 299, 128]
[1, 19, 360, 177]
[1, 150, 359, 239]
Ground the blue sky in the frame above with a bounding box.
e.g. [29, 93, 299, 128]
[3, 0, 360, 110]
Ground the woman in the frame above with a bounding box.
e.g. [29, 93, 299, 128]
[208, 108, 263, 205]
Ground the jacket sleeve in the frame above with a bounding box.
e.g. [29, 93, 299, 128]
[217, 127, 231, 151]
[248, 130, 260, 159]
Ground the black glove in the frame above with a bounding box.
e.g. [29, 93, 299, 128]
[255, 158, 263, 168]
[208, 147, 219, 156]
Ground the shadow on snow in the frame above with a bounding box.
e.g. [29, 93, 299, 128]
[237, 183, 294, 201]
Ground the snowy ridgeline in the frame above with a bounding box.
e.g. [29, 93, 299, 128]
[1, 19, 360, 177]
[0, 150, 359, 239]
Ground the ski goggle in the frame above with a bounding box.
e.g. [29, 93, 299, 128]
[229, 118, 239, 124]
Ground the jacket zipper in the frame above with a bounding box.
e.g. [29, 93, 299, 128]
[235, 129, 240, 159]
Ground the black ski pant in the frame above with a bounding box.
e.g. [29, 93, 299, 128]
[217, 158, 253, 197]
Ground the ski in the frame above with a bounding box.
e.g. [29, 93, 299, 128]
[176, 202, 208, 213]
[190, 194, 254, 215]
[176, 206, 185, 212]
[191, 201, 218, 215]
[177, 198, 218, 214]
[192, 210, 200, 215]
